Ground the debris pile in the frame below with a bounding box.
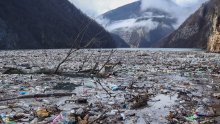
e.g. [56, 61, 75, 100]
[0, 49, 220, 123]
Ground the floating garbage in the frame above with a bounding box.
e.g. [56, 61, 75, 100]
[213, 93, 220, 99]
[185, 114, 198, 122]
[0, 49, 220, 123]
[0, 113, 16, 124]
[52, 114, 62, 124]
[36, 107, 49, 118]
[19, 91, 28, 95]
[111, 85, 119, 91]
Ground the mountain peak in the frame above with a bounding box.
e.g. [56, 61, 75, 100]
[99, 0, 176, 48]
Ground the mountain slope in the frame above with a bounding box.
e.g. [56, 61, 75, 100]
[158, 0, 220, 52]
[100, 1, 176, 48]
[110, 33, 130, 48]
[0, 0, 124, 49]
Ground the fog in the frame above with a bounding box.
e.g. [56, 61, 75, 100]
[141, 0, 208, 27]
[106, 18, 159, 32]
[71, 0, 208, 32]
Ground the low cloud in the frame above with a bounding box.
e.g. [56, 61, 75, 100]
[106, 18, 159, 33]
[70, 0, 209, 33]
[95, 16, 110, 27]
[141, 0, 208, 27]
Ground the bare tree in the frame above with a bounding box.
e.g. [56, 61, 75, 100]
[79, 50, 95, 71]
[97, 49, 115, 74]
[54, 20, 105, 74]
[54, 20, 91, 74]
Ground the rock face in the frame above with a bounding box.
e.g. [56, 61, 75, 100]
[207, 3, 220, 52]
[0, 0, 126, 49]
[158, 0, 220, 52]
[100, 1, 176, 48]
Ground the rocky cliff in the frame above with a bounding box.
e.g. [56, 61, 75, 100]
[207, 0, 220, 52]
[158, 0, 220, 52]
[0, 0, 126, 49]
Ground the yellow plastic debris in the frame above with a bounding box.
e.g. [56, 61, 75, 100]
[36, 108, 49, 118]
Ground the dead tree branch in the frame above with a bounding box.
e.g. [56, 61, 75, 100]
[95, 78, 112, 97]
[98, 49, 115, 74]
[54, 29, 104, 74]
[0, 93, 76, 102]
[54, 20, 92, 74]
[89, 111, 107, 124]
[79, 50, 94, 71]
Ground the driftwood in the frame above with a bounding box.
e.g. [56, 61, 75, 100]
[89, 111, 106, 124]
[129, 93, 151, 109]
[78, 114, 89, 124]
[0, 93, 76, 102]
[3, 67, 26, 74]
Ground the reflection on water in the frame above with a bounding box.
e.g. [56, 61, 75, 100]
[136, 94, 178, 124]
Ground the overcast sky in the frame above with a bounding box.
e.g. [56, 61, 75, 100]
[69, 0, 207, 18]
[69, 0, 138, 17]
